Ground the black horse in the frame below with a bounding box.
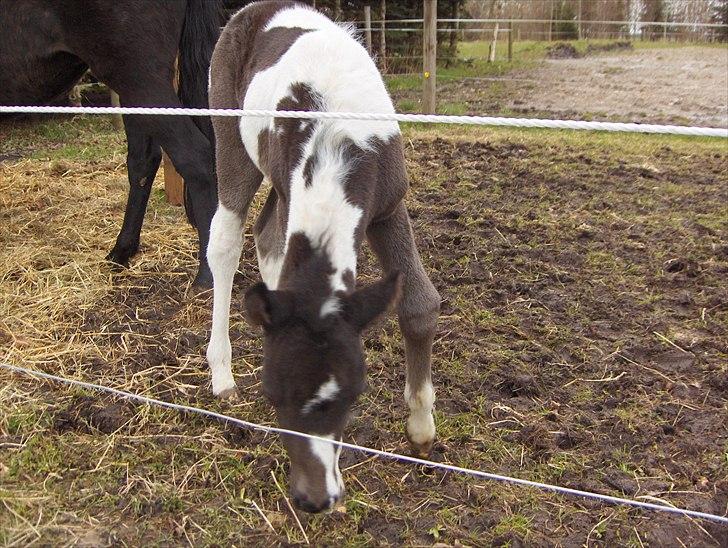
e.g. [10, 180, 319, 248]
[0, 0, 226, 287]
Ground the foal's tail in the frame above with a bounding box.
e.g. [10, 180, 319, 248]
[178, 0, 223, 226]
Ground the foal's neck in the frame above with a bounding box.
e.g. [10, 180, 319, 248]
[278, 232, 358, 298]
[282, 131, 364, 296]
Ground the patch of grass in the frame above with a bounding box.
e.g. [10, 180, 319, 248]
[1, 115, 125, 160]
[439, 101, 469, 115]
[493, 513, 532, 539]
[396, 98, 419, 113]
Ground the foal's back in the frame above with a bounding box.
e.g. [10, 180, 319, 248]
[213, 1, 407, 202]
[235, 3, 399, 168]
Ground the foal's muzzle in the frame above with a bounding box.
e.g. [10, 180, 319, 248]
[291, 487, 343, 513]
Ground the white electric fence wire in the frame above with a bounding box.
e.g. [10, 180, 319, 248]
[2, 362, 727, 525]
[1, 105, 726, 137]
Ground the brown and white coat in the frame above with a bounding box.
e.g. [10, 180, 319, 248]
[206, 1, 440, 513]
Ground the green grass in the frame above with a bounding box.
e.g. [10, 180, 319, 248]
[0, 115, 125, 161]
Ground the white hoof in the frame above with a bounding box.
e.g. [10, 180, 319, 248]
[207, 337, 235, 396]
[406, 411, 436, 447]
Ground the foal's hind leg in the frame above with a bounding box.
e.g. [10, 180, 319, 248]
[367, 203, 441, 456]
[253, 188, 285, 289]
[107, 115, 162, 266]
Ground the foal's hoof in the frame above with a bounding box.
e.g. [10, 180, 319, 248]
[406, 433, 435, 458]
[217, 387, 240, 401]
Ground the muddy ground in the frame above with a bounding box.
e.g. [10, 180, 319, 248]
[1, 118, 727, 545]
[394, 46, 728, 127]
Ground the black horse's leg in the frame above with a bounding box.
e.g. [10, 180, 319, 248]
[107, 115, 162, 267]
[153, 117, 217, 288]
[118, 110, 216, 287]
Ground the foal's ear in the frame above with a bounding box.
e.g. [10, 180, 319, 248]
[343, 271, 402, 332]
[243, 283, 293, 329]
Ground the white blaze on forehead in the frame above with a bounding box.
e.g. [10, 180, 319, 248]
[309, 434, 344, 499]
[320, 296, 341, 318]
[303, 375, 340, 414]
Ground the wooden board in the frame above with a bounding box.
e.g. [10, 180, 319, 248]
[163, 152, 184, 206]
[163, 57, 184, 206]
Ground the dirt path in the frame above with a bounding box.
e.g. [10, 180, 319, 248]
[392, 46, 728, 127]
[509, 47, 728, 127]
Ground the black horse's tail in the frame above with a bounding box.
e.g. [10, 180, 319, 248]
[177, 0, 223, 226]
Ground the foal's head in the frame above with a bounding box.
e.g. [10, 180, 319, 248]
[244, 272, 401, 513]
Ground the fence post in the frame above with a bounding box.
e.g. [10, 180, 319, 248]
[577, 0, 582, 40]
[364, 5, 372, 55]
[508, 22, 513, 62]
[422, 0, 437, 114]
[109, 90, 123, 131]
[163, 57, 184, 206]
[547, 0, 554, 42]
[489, 22, 499, 62]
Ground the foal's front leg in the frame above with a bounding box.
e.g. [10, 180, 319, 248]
[207, 205, 245, 397]
[205, 111, 263, 397]
[367, 203, 441, 456]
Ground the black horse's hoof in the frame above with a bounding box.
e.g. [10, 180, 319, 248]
[106, 242, 138, 268]
[106, 250, 131, 271]
[192, 266, 213, 290]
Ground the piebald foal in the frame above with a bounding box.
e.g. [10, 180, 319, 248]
[207, 1, 440, 513]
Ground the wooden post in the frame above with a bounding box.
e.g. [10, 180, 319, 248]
[422, 0, 437, 114]
[379, 0, 387, 72]
[489, 22, 499, 62]
[547, 0, 554, 42]
[578, 0, 583, 40]
[508, 22, 513, 62]
[163, 58, 184, 206]
[109, 90, 123, 131]
[334, 0, 341, 19]
[364, 5, 372, 55]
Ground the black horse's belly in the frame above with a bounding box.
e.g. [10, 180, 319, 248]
[0, 2, 87, 105]
[0, 52, 87, 105]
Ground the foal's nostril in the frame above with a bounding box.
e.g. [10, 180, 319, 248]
[292, 492, 338, 514]
[292, 493, 321, 513]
